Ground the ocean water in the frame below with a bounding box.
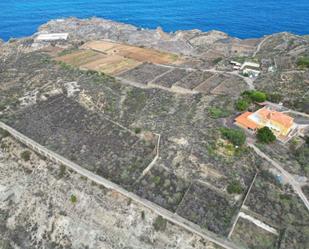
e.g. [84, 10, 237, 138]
[1, 0, 309, 41]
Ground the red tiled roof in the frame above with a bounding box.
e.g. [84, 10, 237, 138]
[235, 112, 258, 130]
[256, 108, 294, 128]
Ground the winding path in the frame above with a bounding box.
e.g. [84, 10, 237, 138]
[253, 36, 270, 57]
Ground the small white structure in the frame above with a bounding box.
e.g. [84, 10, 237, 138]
[230, 60, 242, 67]
[36, 33, 69, 41]
[230, 60, 242, 70]
[240, 62, 260, 70]
[241, 61, 261, 77]
[268, 66, 275, 73]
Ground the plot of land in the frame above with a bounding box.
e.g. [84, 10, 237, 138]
[118, 63, 170, 85]
[82, 40, 181, 65]
[175, 71, 214, 90]
[8, 95, 156, 188]
[243, 173, 309, 248]
[153, 68, 190, 88]
[56, 50, 141, 75]
[194, 74, 226, 93]
[211, 75, 248, 96]
[231, 217, 279, 249]
[133, 166, 189, 212]
[245, 174, 309, 226]
[176, 182, 239, 236]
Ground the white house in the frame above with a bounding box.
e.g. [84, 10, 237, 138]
[240, 61, 261, 77]
[36, 33, 69, 41]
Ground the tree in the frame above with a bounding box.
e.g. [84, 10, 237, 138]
[256, 127, 276, 143]
[134, 127, 142, 134]
[235, 99, 249, 111]
[70, 194, 77, 203]
[250, 91, 267, 102]
[220, 128, 246, 146]
[241, 90, 267, 103]
[20, 150, 31, 161]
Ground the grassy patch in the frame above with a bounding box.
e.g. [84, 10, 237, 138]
[297, 57, 309, 69]
[227, 180, 243, 194]
[220, 127, 246, 146]
[209, 107, 230, 119]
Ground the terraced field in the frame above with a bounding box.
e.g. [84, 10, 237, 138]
[56, 50, 141, 75]
[8, 95, 157, 188]
[82, 40, 182, 65]
[176, 182, 240, 236]
[118, 63, 170, 85]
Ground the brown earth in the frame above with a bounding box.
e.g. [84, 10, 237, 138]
[82, 40, 182, 65]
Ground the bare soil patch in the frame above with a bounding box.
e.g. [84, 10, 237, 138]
[82, 40, 181, 65]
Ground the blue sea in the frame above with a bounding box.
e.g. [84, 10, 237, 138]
[1, 0, 309, 41]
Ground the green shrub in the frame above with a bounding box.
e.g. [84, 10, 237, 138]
[153, 216, 167, 231]
[59, 61, 72, 70]
[0, 128, 9, 138]
[227, 181, 243, 194]
[153, 176, 161, 185]
[250, 91, 267, 102]
[212, 57, 222, 64]
[256, 127, 276, 143]
[209, 107, 229, 119]
[59, 165, 66, 178]
[242, 90, 267, 103]
[220, 128, 246, 146]
[20, 150, 31, 161]
[0, 104, 6, 111]
[141, 211, 145, 220]
[267, 93, 283, 103]
[235, 99, 249, 111]
[70, 194, 77, 203]
[297, 57, 309, 68]
[134, 127, 142, 134]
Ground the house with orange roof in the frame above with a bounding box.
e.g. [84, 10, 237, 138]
[235, 107, 295, 137]
[235, 112, 258, 131]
